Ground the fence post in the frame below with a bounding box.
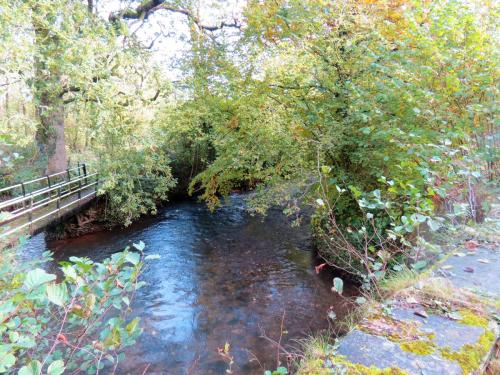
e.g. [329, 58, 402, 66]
[57, 186, 61, 218]
[78, 177, 82, 200]
[82, 163, 88, 185]
[28, 195, 33, 233]
[21, 182, 26, 209]
[66, 168, 72, 194]
[95, 173, 99, 194]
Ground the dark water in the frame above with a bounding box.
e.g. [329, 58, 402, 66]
[23, 195, 354, 374]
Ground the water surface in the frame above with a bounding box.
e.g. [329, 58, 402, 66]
[24, 195, 354, 374]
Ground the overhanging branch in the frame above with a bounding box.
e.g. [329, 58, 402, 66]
[109, 0, 241, 32]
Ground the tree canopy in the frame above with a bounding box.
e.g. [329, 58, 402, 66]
[1, 0, 498, 265]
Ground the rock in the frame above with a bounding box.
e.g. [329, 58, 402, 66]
[336, 330, 462, 375]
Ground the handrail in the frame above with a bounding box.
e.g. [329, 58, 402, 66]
[0, 178, 100, 226]
[0, 163, 101, 240]
[0, 173, 98, 211]
[0, 165, 85, 194]
[0, 188, 99, 239]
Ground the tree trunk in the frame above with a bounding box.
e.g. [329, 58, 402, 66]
[33, 7, 68, 174]
[35, 94, 67, 174]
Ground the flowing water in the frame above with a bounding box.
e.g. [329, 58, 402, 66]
[23, 195, 355, 374]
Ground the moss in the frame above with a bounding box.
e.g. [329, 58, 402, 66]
[332, 355, 409, 374]
[440, 329, 496, 374]
[296, 358, 330, 375]
[359, 314, 438, 357]
[458, 309, 489, 327]
[400, 339, 436, 355]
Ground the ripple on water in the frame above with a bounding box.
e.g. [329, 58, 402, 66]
[23, 194, 356, 374]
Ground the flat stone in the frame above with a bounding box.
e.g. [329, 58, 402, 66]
[436, 247, 500, 297]
[391, 307, 484, 351]
[336, 329, 462, 374]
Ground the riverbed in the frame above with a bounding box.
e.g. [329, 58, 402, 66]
[23, 195, 354, 374]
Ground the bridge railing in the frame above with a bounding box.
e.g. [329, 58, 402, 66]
[0, 163, 101, 240]
[0, 164, 87, 199]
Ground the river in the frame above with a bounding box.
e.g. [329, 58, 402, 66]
[23, 194, 354, 374]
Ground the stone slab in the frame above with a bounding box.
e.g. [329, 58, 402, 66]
[336, 329, 462, 374]
[390, 307, 484, 351]
[436, 247, 500, 298]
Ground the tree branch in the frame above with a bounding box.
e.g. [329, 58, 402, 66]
[109, 1, 241, 32]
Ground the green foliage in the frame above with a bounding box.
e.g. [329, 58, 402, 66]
[0, 0, 176, 222]
[0, 0, 497, 279]
[160, 0, 497, 283]
[265, 367, 288, 375]
[0, 241, 152, 374]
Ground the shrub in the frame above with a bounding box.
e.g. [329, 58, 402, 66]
[0, 239, 152, 374]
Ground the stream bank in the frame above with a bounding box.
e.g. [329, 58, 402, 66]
[296, 211, 500, 374]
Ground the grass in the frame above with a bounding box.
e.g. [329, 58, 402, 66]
[379, 268, 421, 297]
[294, 334, 331, 375]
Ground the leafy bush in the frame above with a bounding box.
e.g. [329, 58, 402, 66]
[0, 240, 152, 374]
[98, 147, 176, 226]
[161, 0, 496, 285]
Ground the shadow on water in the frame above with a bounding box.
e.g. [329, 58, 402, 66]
[23, 194, 356, 374]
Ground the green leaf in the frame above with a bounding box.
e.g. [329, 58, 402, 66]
[355, 297, 367, 305]
[62, 265, 77, 281]
[18, 360, 41, 375]
[132, 241, 145, 251]
[46, 283, 68, 307]
[0, 352, 16, 372]
[47, 360, 65, 375]
[332, 277, 343, 295]
[427, 218, 442, 231]
[125, 252, 140, 266]
[392, 264, 404, 272]
[411, 260, 427, 271]
[24, 269, 56, 289]
[125, 317, 140, 334]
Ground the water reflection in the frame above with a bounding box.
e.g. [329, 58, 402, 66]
[23, 195, 354, 374]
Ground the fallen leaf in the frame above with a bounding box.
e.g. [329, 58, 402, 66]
[56, 333, 69, 345]
[463, 267, 474, 273]
[447, 311, 462, 321]
[477, 259, 490, 264]
[414, 310, 429, 319]
[406, 296, 419, 305]
[464, 240, 479, 250]
[328, 310, 337, 321]
[315, 263, 327, 274]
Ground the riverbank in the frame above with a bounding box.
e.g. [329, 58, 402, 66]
[296, 208, 500, 374]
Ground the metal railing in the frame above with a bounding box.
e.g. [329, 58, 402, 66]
[0, 163, 100, 240]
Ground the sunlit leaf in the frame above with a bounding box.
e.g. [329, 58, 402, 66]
[24, 269, 56, 290]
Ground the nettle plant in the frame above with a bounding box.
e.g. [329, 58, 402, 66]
[0, 240, 155, 374]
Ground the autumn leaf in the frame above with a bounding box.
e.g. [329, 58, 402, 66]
[315, 263, 327, 274]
